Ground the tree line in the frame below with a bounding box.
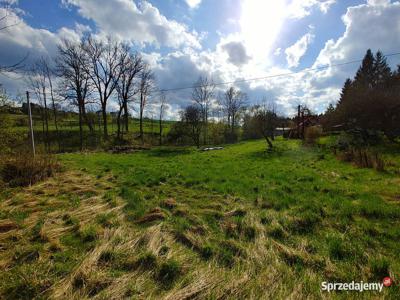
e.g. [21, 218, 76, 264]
[24, 36, 158, 151]
[322, 49, 400, 143]
[168, 82, 284, 150]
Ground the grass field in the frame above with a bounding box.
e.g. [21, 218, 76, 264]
[2, 112, 176, 152]
[0, 139, 399, 299]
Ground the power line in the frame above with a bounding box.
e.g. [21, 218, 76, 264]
[158, 51, 400, 93]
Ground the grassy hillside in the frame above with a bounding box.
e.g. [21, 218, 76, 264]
[0, 139, 399, 299]
[2, 112, 176, 152]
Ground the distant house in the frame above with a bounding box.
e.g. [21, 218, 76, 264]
[286, 115, 320, 138]
[274, 127, 291, 136]
[21, 102, 43, 114]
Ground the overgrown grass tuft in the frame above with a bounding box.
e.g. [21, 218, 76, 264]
[1, 153, 60, 187]
[157, 259, 181, 288]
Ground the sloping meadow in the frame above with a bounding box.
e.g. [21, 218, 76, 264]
[1, 139, 399, 299]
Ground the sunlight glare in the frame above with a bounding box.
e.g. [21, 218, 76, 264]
[240, 0, 287, 61]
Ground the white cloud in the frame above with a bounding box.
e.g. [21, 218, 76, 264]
[285, 32, 314, 68]
[0, 8, 89, 95]
[311, 1, 400, 84]
[185, 0, 202, 9]
[2, 0, 400, 118]
[63, 0, 201, 49]
[288, 0, 336, 19]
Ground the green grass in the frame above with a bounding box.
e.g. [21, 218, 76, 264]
[3, 112, 176, 152]
[1, 138, 399, 298]
[60, 138, 400, 297]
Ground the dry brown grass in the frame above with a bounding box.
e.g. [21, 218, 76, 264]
[1, 167, 387, 299]
[1, 154, 60, 187]
[337, 147, 385, 171]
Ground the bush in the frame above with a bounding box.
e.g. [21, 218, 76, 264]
[1, 153, 60, 187]
[338, 147, 385, 171]
[304, 126, 323, 145]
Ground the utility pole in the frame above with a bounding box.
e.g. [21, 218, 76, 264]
[26, 91, 36, 157]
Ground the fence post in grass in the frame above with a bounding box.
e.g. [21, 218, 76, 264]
[26, 91, 36, 157]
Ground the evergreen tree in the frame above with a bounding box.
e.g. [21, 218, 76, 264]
[337, 78, 352, 107]
[354, 49, 375, 89]
[373, 51, 391, 87]
[325, 103, 335, 114]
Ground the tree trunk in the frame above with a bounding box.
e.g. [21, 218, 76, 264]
[203, 110, 208, 146]
[265, 136, 273, 150]
[140, 93, 144, 144]
[231, 114, 235, 135]
[78, 105, 83, 151]
[159, 117, 162, 146]
[49, 79, 60, 152]
[117, 107, 123, 140]
[43, 87, 49, 152]
[102, 104, 108, 140]
[123, 100, 129, 132]
[82, 104, 93, 132]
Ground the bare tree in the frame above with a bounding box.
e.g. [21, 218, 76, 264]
[192, 76, 215, 145]
[254, 101, 278, 150]
[183, 105, 202, 148]
[221, 86, 247, 135]
[27, 58, 51, 152]
[83, 36, 123, 140]
[116, 45, 143, 136]
[138, 63, 155, 144]
[39, 57, 61, 151]
[159, 92, 167, 145]
[56, 38, 93, 150]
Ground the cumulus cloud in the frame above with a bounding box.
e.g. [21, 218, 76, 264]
[63, 0, 201, 49]
[3, 0, 400, 118]
[185, 0, 202, 9]
[0, 7, 90, 95]
[221, 41, 251, 67]
[311, 1, 400, 88]
[285, 32, 314, 68]
[288, 0, 336, 19]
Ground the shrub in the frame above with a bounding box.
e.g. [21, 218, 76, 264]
[337, 147, 385, 171]
[304, 126, 323, 145]
[1, 153, 59, 187]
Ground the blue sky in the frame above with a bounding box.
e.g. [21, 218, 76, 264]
[1, 0, 400, 117]
[16, 0, 353, 69]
